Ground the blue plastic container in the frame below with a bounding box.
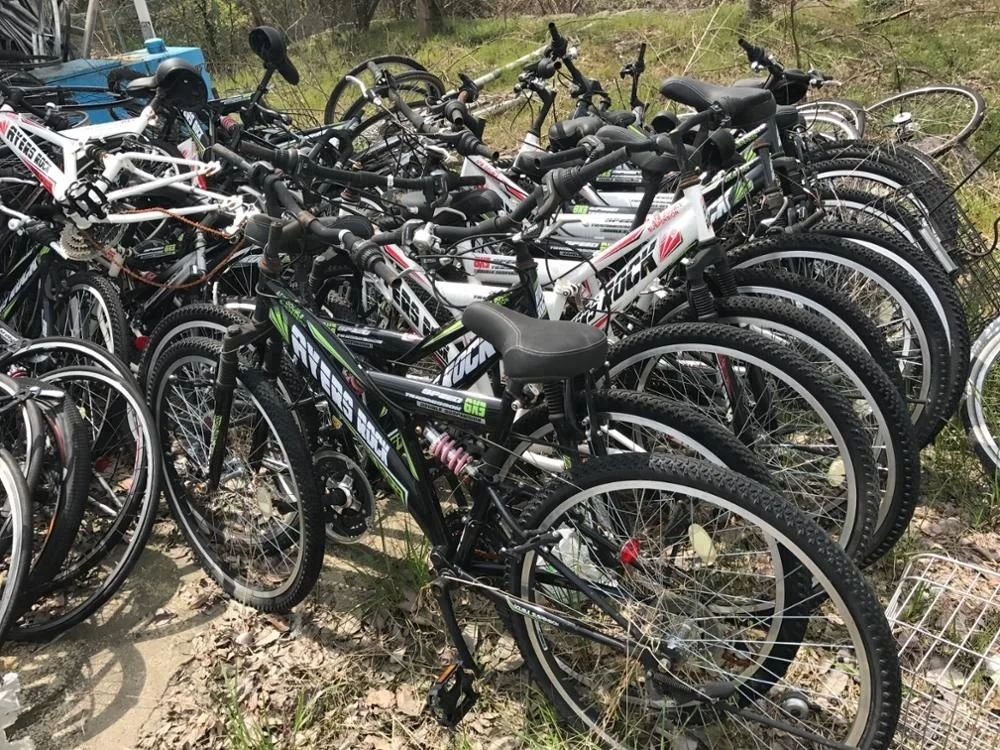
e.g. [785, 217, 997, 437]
[28, 42, 213, 123]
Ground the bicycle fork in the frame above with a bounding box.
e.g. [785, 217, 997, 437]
[206, 321, 275, 491]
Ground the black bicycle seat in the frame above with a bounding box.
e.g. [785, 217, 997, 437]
[462, 303, 607, 382]
[127, 58, 207, 110]
[659, 76, 776, 129]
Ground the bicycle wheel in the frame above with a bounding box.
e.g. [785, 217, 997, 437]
[708, 267, 903, 391]
[816, 185, 949, 273]
[13, 387, 91, 594]
[809, 157, 958, 252]
[344, 70, 445, 149]
[808, 145, 959, 245]
[0, 449, 32, 643]
[607, 322, 879, 561]
[138, 303, 321, 444]
[796, 107, 859, 141]
[657, 295, 919, 564]
[9, 365, 159, 640]
[493, 389, 774, 488]
[818, 220, 970, 439]
[729, 232, 951, 446]
[148, 337, 324, 612]
[1, 335, 134, 381]
[138, 303, 263, 388]
[47, 270, 130, 360]
[963, 317, 1000, 478]
[323, 55, 428, 124]
[864, 84, 986, 157]
[798, 98, 866, 135]
[505, 453, 901, 749]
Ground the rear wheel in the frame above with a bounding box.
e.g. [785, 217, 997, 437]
[865, 84, 986, 156]
[607, 322, 879, 562]
[963, 318, 1000, 478]
[0, 449, 32, 643]
[49, 271, 129, 360]
[8, 366, 160, 641]
[323, 55, 428, 124]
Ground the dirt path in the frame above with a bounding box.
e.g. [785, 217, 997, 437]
[3, 526, 227, 750]
[6, 491, 997, 749]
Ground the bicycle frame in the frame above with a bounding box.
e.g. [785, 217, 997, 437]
[0, 105, 246, 227]
[375, 180, 714, 330]
[207, 262, 653, 681]
[208, 272, 526, 543]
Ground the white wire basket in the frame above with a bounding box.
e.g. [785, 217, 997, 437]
[885, 553, 1000, 749]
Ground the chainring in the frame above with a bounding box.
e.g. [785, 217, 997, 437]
[314, 448, 374, 544]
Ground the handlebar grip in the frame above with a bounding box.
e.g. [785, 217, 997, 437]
[571, 147, 630, 191]
[237, 139, 281, 163]
[472, 141, 498, 160]
[449, 174, 487, 188]
[369, 259, 398, 285]
[443, 99, 467, 127]
[210, 144, 253, 173]
[349, 237, 399, 285]
[548, 21, 562, 44]
[738, 37, 767, 65]
[531, 146, 588, 173]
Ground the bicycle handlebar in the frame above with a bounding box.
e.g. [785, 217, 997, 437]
[222, 140, 486, 192]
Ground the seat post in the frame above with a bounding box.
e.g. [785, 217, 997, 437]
[543, 380, 585, 458]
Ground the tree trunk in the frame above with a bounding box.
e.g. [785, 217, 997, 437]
[746, 0, 766, 21]
[416, 0, 444, 38]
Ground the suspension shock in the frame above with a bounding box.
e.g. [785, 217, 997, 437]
[422, 425, 474, 476]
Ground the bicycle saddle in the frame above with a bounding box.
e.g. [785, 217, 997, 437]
[249, 26, 300, 85]
[732, 77, 768, 89]
[127, 58, 208, 111]
[659, 76, 777, 129]
[462, 303, 607, 382]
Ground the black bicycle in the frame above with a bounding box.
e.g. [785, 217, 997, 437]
[143, 144, 901, 748]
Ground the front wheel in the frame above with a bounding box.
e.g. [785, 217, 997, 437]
[148, 337, 325, 612]
[864, 84, 986, 156]
[48, 271, 130, 360]
[963, 317, 1000, 479]
[506, 453, 901, 749]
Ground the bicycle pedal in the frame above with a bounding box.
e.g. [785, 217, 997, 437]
[426, 663, 478, 727]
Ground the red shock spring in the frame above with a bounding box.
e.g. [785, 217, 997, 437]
[428, 431, 473, 476]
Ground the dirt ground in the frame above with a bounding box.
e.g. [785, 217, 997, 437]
[5, 465, 1000, 749]
[3, 508, 538, 750]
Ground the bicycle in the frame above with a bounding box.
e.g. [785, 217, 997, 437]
[147, 146, 902, 747]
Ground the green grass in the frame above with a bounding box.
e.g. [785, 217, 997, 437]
[221, 664, 337, 750]
[210, 1, 1000, 223]
[349, 515, 433, 622]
